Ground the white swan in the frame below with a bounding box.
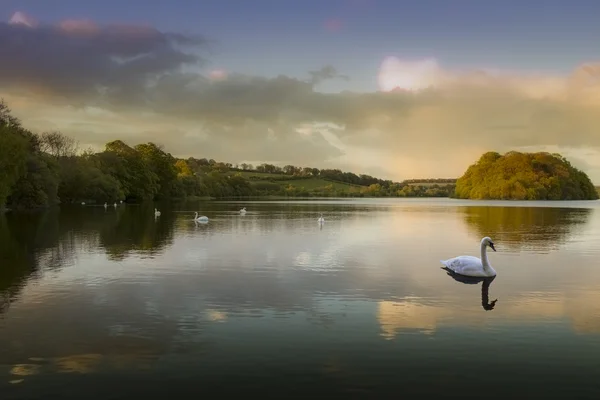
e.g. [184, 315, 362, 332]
[194, 212, 209, 222]
[440, 236, 497, 278]
[104, 202, 107, 208]
[154, 208, 161, 217]
[239, 207, 247, 214]
[113, 202, 117, 207]
[318, 213, 325, 223]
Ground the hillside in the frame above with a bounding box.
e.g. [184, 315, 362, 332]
[215, 168, 456, 198]
[0, 99, 457, 209]
[454, 151, 599, 200]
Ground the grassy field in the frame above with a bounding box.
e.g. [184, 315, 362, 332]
[234, 171, 276, 179]
[230, 171, 362, 190]
[278, 178, 358, 190]
[406, 182, 455, 187]
[231, 171, 459, 191]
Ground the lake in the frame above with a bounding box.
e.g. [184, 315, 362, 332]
[1, 198, 600, 398]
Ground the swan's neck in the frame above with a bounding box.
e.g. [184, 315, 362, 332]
[195, 212, 198, 217]
[480, 242, 491, 270]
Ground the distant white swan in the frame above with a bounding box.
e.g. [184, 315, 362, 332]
[318, 213, 325, 223]
[113, 202, 117, 207]
[239, 207, 247, 214]
[104, 202, 107, 208]
[194, 212, 209, 222]
[154, 208, 161, 217]
[440, 236, 497, 278]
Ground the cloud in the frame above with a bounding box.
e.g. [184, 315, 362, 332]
[3, 12, 600, 181]
[208, 69, 227, 81]
[308, 65, 349, 85]
[9, 11, 38, 28]
[0, 12, 205, 105]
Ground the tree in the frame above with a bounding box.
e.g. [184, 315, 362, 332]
[175, 159, 193, 177]
[39, 131, 79, 158]
[8, 153, 60, 209]
[57, 155, 123, 203]
[0, 103, 60, 209]
[455, 151, 599, 200]
[101, 140, 159, 201]
[0, 125, 29, 207]
[0, 99, 21, 129]
[135, 142, 177, 199]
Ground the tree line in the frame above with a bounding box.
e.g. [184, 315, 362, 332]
[0, 101, 456, 210]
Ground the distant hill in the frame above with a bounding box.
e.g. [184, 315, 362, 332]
[454, 151, 599, 200]
[178, 159, 457, 198]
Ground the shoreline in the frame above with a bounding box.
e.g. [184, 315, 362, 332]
[3, 195, 599, 213]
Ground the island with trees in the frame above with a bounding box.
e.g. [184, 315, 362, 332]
[0, 101, 456, 210]
[454, 151, 599, 200]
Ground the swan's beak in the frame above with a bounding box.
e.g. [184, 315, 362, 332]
[489, 242, 496, 252]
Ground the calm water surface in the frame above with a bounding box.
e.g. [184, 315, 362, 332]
[1, 198, 600, 398]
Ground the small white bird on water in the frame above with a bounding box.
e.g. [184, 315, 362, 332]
[194, 212, 209, 222]
[154, 208, 161, 217]
[318, 213, 325, 223]
[239, 207, 247, 214]
[440, 236, 497, 278]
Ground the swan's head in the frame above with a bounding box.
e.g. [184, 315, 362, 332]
[481, 236, 496, 252]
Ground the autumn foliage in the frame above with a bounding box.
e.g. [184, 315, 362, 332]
[454, 151, 598, 200]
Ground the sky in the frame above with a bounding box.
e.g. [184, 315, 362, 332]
[1, 0, 600, 182]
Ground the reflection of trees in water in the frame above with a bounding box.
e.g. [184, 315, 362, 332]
[461, 206, 592, 251]
[0, 210, 62, 314]
[96, 203, 175, 260]
[0, 204, 176, 313]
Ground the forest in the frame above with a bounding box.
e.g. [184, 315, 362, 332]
[0, 101, 455, 210]
[454, 151, 599, 200]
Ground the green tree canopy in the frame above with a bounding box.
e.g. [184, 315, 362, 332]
[454, 151, 599, 200]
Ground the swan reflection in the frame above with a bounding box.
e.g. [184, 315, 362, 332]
[441, 267, 498, 311]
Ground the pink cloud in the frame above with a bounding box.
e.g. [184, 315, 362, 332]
[209, 69, 227, 81]
[323, 18, 343, 33]
[7, 11, 160, 40]
[58, 19, 100, 35]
